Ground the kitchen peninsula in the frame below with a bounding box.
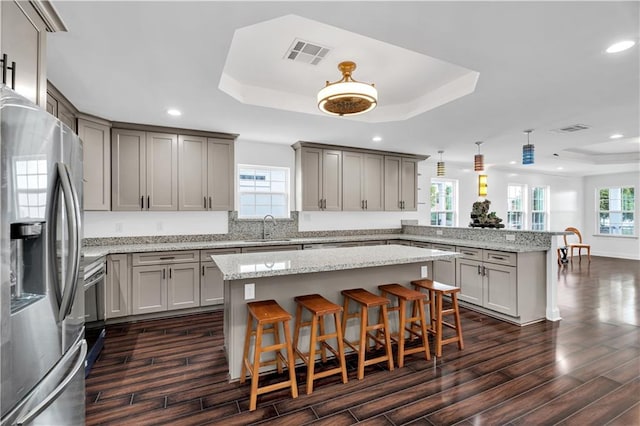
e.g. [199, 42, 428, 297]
[212, 244, 460, 380]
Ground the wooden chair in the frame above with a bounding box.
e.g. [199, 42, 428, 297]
[292, 294, 348, 394]
[564, 227, 591, 263]
[240, 300, 298, 411]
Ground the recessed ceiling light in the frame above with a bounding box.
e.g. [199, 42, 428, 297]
[557, 167, 564, 170]
[509, 160, 517, 165]
[167, 109, 182, 116]
[372, 136, 382, 142]
[610, 133, 624, 139]
[606, 40, 636, 53]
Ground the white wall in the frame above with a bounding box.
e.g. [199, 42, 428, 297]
[419, 161, 584, 232]
[583, 171, 640, 260]
[84, 211, 228, 237]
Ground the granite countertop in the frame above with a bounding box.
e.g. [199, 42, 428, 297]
[211, 245, 461, 280]
[81, 233, 550, 257]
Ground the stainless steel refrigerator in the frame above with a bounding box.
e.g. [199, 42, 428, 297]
[1, 85, 85, 425]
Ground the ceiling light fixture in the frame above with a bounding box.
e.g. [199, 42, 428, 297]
[372, 136, 382, 142]
[318, 61, 377, 116]
[478, 174, 488, 197]
[167, 109, 182, 116]
[609, 133, 624, 139]
[522, 129, 535, 165]
[474, 141, 484, 171]
[437, 150, 445, 176]
[606, 40, 636, 53]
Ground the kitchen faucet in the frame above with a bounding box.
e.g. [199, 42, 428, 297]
[263, 214, 276, 240]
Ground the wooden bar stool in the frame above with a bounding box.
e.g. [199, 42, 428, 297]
[292, 294, 348, 394]
[240, 300, 298, 411]
[378, 284, 431, 367]
[411, 279, 464, 357]
[341, 288, 394, 380]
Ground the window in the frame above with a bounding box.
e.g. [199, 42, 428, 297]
[598, 186, 635, 236]
[430, 179, 457, 226]
[530, 186, 549, 231]
[507, 184, 526, 230]
[238, 165, 290, 218]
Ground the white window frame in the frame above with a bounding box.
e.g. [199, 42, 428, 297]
[237, 164, 290, 219]
[597, 186, 635, 236]
[430, 178, 458, 227]
[530, 186, 549, 231]
[507, 184, 527, 230]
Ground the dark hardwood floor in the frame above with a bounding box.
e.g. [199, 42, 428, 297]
[85, 256, 640, 425]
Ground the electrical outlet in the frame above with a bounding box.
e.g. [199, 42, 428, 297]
[421, 265, 429, 278]
[505, 234, 516, 241]
[436, 230, 443, 236]
[244, 283, 255, 300]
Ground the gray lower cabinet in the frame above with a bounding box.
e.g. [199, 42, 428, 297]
[131, 251, 200, 314]
[200, 248, 241, 306]
[456, 247, 518, 317]
[431, 244, 456, 286]
[105, 254, 130, 319]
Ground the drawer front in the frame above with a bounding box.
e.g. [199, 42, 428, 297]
[200, 248, 241, 262]
[412, 242, 432, 249]
[432, 244, 455, 252]
[132, 250, 199, 266]
[484, 250, 517, 266]
[456, 246, 483, 260]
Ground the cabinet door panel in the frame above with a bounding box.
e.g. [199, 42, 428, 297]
[168, 263, 199, 310]
[301, 148, 322, 211]
[79, 119, 111, 210]
[178, 135, 207, 211]
[208, 139, 233, 210]
[112, 129, 146, 211]
[146, 132, 178, 210]
[456, 259, 483, 305]
[484, 263, 518, 316]
[401, 158, 418, 211]
[201, 262, 223, 306]
[433, 259, 456, 286]
[105, 254, 129, 319]
[384, 156, 401, 211]
[363, 154, 384, 211]
[342, 151, 363, 211]
[132, 265, 167, 314]
[322, 150, 342, 211]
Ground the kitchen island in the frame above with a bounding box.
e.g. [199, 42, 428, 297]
[212, 244, 460, 381]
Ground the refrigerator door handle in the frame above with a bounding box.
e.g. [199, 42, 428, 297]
[56, 163, 83, 322]
[15, 339, 87, 426]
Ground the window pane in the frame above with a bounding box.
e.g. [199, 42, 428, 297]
[430, 179, 457, 227]
[238, 165, 289, 218]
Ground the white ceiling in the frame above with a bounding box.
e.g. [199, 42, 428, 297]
[46, 1, 640, 177]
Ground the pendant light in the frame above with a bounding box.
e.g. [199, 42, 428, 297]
[436, 150, 445, 176]
[474, 141, 484, 171]
[522, 129, 535, 165]
[478, 174, 488, 197]
[317, 61, 378, 116]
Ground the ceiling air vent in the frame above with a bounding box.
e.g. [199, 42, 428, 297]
[284, 39, 330, 65]
[551, 124, 591, 133]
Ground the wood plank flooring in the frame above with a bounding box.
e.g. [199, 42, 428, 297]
[86, 256, 640, 425]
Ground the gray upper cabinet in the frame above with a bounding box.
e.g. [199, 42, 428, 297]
[78, 117, 111, 210]
[343, 152, 384, 211]
[1, 1, 49, 105]
[111, 129, 178, 211]
[297, 147, 342, 211]
[145, 132, 178, 210]
[178, 136, 234, 211]
[111, 128, 146, 211]
[384, 156, 418, 211]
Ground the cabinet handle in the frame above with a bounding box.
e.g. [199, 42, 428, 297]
[462, 251, 475, 256]
[140, 195, 144, 210]
[202, 265, 205, 276]
[361, 200, 364, 209]
[209, 196, 212, 209]
[147, 196, 150, 210]
[365, 200, 368, 209]
[162, 269, 166, 279]
[204, 196, 207, 209]
[323, 199, 326, 209]
[159, 256, 175, 260]
[477, 265, 482, 275]
[319, 199, 322, 209]
[483, 266, 487, 276]
[169, 268, 172, 279]
[491, 256, 506, 261]
[1, 54, 16, 90]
